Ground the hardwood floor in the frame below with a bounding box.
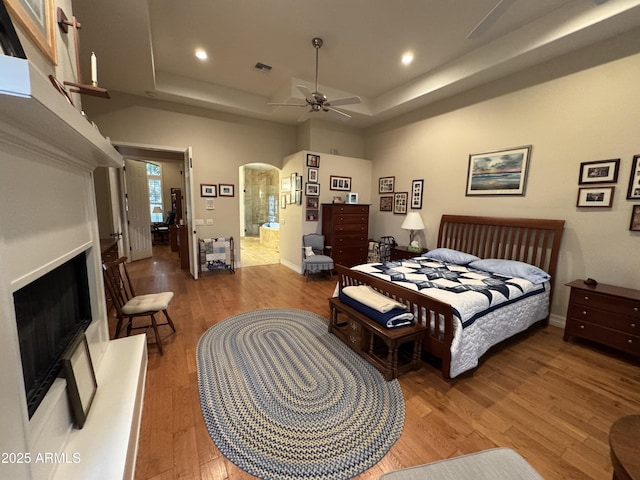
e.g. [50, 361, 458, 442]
[120, 245, 640, 480]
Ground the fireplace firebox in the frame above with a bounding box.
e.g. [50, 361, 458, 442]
[13, 253, 92, 418]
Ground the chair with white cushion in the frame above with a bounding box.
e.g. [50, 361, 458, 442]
[302, 234, 334, 281]
[103, 256, 176, 355]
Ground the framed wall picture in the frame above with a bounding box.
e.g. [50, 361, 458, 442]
[219, 184, 234, 197]
[306, 209, 319, 221]
[411, 179, 424, 209]
[346, 192, 359, 204]
[627, 155, 640, 200]
[393, 192, 408, 214]
[5, 0, 56, 63]
[305, 183, 320, 196]
[579, 159, 620, 185]
[380, 195, 393, 212]
[308, 168, 318, 183]
[291, 173, 302, 191]
[307, 197, 319, 209]
[466, 145, 531, 196]
[330, 175, 351, 191]
[281, 177, 291, 193]
[0, 0, 26, 58]
[630, 205, 640, 231]
[306, 154, 320, 167]
[379, 176, 395, 194]
[61, 332, 97, 429]
[576, 186, 615, 208]
[200, 184, 217, 197]
[281, 195, 287, 209]
[294, 190, 302, 205]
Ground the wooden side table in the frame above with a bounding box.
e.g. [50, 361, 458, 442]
[610, 415, 640, 480]
[390, 245, 428, 261]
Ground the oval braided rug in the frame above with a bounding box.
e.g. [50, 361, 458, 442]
[197, 308, 405, 480]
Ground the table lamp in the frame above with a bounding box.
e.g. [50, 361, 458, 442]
[400, 212, 425, 252]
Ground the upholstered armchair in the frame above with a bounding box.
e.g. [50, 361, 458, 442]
[301, 234, 334, 281]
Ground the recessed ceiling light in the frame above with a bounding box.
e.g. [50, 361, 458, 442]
[401, 52, 414, 65]
[195, 49, 208, 61]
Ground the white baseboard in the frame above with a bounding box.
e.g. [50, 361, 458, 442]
[280, 259, 302, 274]
[548, 313, 566, 328]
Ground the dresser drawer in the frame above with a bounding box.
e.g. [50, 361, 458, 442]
[567, 304, 639, 334]
[569, 289, 640, 319]
[565, 319, 640, 356]
[333, 214, 369, 225]
[334, 233, 368, 245]
[331, 205, 369, 215]
[334, 223, 368, 234]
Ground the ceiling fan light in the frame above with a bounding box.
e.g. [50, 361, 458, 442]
[401, 52, 414, 65]
[195, 49, 208, 61]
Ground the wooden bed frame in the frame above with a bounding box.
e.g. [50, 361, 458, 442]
[334, 214, 565, 379]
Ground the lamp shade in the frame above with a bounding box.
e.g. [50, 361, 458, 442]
[400, 212, 425, 231]
[152, 206, 163, 214]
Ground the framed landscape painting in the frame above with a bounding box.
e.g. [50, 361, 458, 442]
[466, 145, 531, 196]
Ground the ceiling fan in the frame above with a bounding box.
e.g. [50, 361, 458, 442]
[268, 37, 361, 119]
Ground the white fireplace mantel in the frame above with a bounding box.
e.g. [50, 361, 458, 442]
[0, 55, 121, 170]
[0, 56, 144, 480]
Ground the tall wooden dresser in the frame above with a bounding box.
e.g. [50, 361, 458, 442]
[322, 204, 370, 267]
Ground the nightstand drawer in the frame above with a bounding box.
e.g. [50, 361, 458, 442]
[567, 304, 639, 334]
[565, 319, 640, 356]
[569, 289, 640, 319]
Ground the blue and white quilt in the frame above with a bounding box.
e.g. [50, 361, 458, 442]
[352, 257, 546, 329]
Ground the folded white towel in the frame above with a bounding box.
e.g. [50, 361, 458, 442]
[342, 285, 407, 313]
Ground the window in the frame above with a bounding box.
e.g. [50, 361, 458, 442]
[146, 163, 163, 222]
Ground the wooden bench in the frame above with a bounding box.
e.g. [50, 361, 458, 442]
[328, 296, 426, 380]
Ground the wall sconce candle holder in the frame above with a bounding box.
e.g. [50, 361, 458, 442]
[56, 8, 110, 99]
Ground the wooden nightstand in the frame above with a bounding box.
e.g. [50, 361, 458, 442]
[564, 280, 640, 357]
[390, 246, 428, 261]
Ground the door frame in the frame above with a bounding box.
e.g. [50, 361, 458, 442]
[112, 142, 198, 279]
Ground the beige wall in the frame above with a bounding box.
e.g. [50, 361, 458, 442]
[89, 103, 296, 264]
[364, 35, 640, 322]
[279, 151, 373, 272]
[86, 31, 640, 323]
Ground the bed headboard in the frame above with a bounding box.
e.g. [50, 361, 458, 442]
[437, 215, 565, 290]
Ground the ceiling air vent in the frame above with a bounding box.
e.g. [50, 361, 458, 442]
[254, 62, 272, 72]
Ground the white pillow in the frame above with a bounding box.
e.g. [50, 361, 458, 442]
[425, 248, 480, 265]
[468, 259, 550, 284]
[304, 246, 315, 257]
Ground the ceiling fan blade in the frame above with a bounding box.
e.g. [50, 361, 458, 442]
[466, 0, 516, 39]
[296, 85, 315, 103]
[325, 96, 361, 107]
[268, 102, 307, 107]
[326, 107, 352, 119]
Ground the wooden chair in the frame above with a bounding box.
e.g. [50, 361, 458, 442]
[103, 257, 176, 355]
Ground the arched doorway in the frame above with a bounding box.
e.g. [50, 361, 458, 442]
[240, 163, 280, 266]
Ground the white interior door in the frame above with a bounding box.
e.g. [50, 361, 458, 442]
[124, 158, 152, 261]
[184, 147, 198, 279]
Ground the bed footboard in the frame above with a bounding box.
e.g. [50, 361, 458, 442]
[335, 264, 454, 379]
